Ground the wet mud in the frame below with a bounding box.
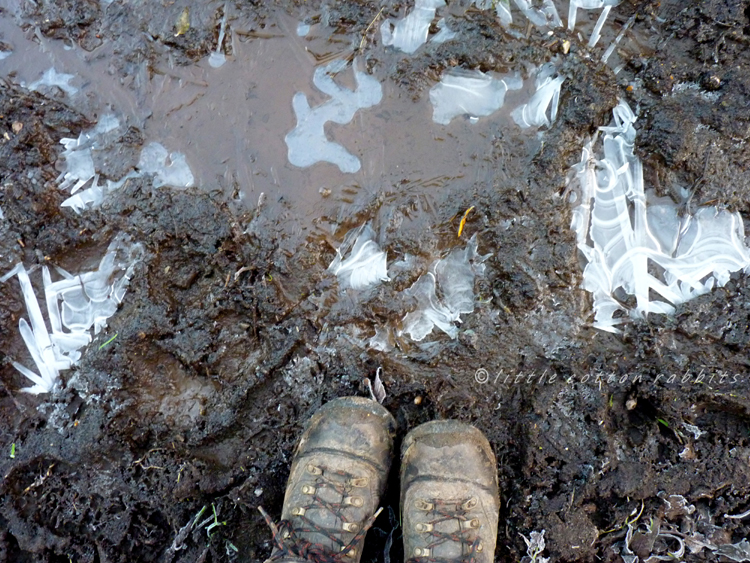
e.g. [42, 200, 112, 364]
[1, 0, 750, 562]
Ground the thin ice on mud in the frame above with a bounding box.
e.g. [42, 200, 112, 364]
[569, 100, 750, 332]
[27, 67, 78, 97]
[328, 224, 389, 291]
[0, 236, 143, 394]
[58, 114, 195, 212]
[400, 234, 490, 341]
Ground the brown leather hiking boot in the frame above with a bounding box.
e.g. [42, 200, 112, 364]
[400, 421, 500, 563]
[261, 396, 396, 563]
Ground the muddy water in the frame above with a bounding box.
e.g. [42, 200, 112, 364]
[0, 1, 536, 232]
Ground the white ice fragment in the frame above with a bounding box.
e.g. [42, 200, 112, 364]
[208, 2, 229, 68]
[588, 4, 612, 47]
[138, 142, 195, 188]
[368, 326, 394, 352]
[285, 59, 382, 173]
[0, 50, 12, 60]
[380, 0, 445, 54]
[28, 67, 78, 97]
[568, 0, 622, 44]
[297, 22, 311, 36]
[430, 69, 522, 125]
[56, 114, 121, 195]
[0, 206, 4, 220]
[513, 0, 562, 28]
[431, 18, 457, 44]
[521, 530, 549, 563]
[0, 236, 142, 394]
[512, 63, 564, 129]
[400, 234, 490, 341]
[493, 0, 513, 26]
[569, 100, 750, 332]
[601, 12, 635, 64]
[402, 273, 459, 340]
[717, 540, 750, 562]
[328, 224, 389, 290]
[61, 171, 140, 213]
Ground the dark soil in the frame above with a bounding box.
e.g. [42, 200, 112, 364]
[2, 0, 750, 562]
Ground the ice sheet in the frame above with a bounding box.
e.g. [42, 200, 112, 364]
[569, 100, 750, 332]
[285, 59, 382, 173]
[430, 69, 522, 125]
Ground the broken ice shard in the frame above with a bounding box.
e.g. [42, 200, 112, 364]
[430, 69, 522, 125]
[380, 0, 445, 54]
[285, 59, 382, 174]
[1, 235, 142, 394]
[28, 67, 78, 97]
[512, 63, 564, 129]
[57, 114, 120, 195]
[138, 142, 195, 188]
[431, 18, 457, 44]
[328, 224, 389, 290]
[208, 2, 229, 68]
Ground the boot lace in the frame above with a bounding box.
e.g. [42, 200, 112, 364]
[406, 497, 483, 563]
[260, 465, 382, 563]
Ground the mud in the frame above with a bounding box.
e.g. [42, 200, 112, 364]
[1, 0, 750, 562]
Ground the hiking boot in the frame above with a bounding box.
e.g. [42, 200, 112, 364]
[400, 421, 499, 563]
[261, 396, 396, 563]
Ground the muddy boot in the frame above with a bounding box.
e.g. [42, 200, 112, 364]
[260, 396, 396, 563]
[400, 421, 500, 562]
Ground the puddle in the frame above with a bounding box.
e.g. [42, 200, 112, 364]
[0, 2, 536, 231]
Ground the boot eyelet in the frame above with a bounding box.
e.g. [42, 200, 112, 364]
[306, 464, 322, 475]
[461, 518, 480, 529]
[344, 496, 364, 507]
[414, 547, 431, 557]
[342, 522, 360, 533]
[349, 477, 369, 487]
[415, 522, 433, 533]
[462, 497, 478, 510]
[415, 499, 434, 511]
[301, 485, 316, 495]
[475, 541, 484, 552]
[291, 507, 306, 516]
[341, 546, 357, 557]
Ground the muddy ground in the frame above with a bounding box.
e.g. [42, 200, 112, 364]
[1, 0, 750, 562]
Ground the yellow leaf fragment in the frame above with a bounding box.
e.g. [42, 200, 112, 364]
[458, 206, 475, 238]
[175, 7, 190, 37]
